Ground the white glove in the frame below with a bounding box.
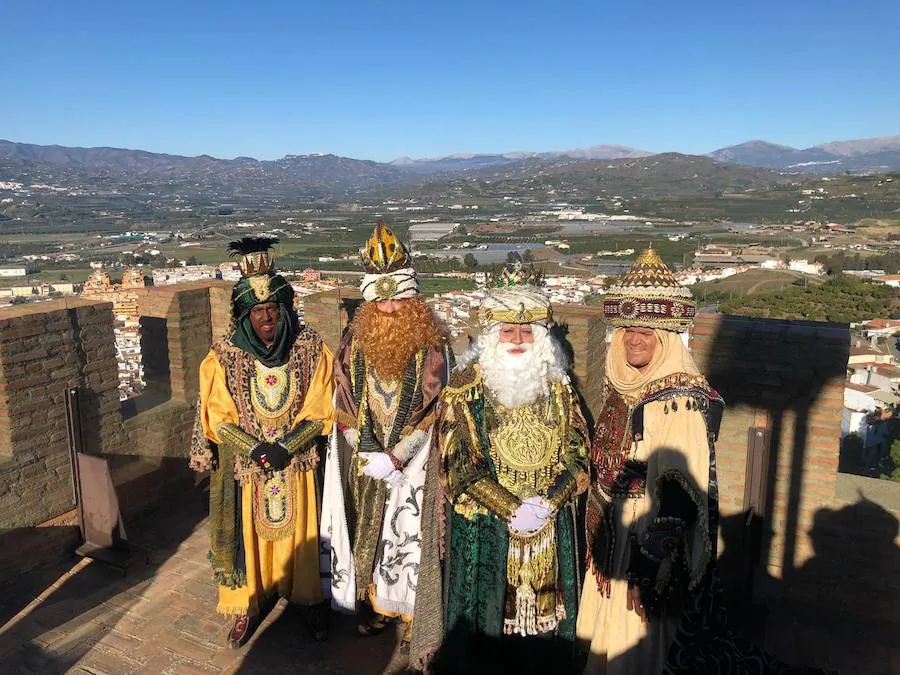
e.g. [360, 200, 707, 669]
[523, 495, 554, 515]
[385, 470, 406, 488]
[509, 497, 552, 534]
[358, 452, 395, 480]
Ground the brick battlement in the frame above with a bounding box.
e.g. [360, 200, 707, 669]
[1, 287, 897, 626]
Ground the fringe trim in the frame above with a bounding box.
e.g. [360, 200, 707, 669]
[503, 607, 565, 636]
[216, 603, 252, 617]
[652, 468, 711, 591]
[252, 471, 297, 542]
[210, 554, 247, 590]
[442, 367, 483, 403]
[289, 448, 319, 473]
[505, 519, 558, 637]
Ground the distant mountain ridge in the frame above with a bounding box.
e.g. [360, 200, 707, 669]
[392, 135, 900, 175]
[389, 144, 651, 173]
[707, 135, 900, 173]
[2, 133, 899, 199]
[0, 140, 407, 193]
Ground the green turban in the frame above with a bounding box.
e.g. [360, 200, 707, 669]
[229, 272, 298, 367]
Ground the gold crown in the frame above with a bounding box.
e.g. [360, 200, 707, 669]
[361, 222, 410, 273]
[227, 237, 279, 276]
[488, 261, 543, 289]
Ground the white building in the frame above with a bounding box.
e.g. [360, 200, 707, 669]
[0, 266, 28, 277]
[408, 222, 459, 243]
[787, 259, 825, 275]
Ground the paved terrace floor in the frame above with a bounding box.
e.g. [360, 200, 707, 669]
[0, 482, 405, 675]
[0, 481, 897, 675]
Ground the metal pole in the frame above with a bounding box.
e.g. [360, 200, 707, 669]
[64, 387, 84, 511]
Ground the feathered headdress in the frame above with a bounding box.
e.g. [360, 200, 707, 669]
[227, 237, 279, 276]
[226, 237, 294, 318]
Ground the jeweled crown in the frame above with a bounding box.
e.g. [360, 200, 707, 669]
[488, 260, 543, 289]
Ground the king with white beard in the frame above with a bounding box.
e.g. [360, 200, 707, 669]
[434, 262, 590, 672]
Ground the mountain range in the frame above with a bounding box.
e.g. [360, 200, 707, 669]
[707, 136, 900, 174]
[394, 136, 900, 175]
[1, 135, 898, 197]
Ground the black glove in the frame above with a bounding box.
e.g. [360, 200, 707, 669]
[627, 515, 687, 618]
[250, 442, 291, 472]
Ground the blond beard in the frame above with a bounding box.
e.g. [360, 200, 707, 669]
[476, 325, 569, 409]
[352, 297, 448, 382]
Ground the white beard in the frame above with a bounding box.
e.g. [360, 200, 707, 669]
[467, 324, 570, 409]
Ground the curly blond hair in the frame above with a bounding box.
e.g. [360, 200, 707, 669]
[352, 297, 449, 381]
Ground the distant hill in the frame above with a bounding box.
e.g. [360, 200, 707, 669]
[449, 152, 791, 199]
[0, 140, 408, 194]
[389, 144, 650, 173]
[693, 269, 824, 300]
[708, 135, 900, 174]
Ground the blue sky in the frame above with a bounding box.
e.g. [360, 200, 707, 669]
[2, 0, 898, 162]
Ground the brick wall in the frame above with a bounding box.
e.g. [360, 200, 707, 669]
[689, 312, 899, 625]
[690, 314, 849, 574]
[0, 283, 226, 583]
[0, 298, 120, 529]
[303, 287, 362, 354]
[551, 304, 607, 422]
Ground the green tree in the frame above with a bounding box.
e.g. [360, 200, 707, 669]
[463, 253, 478, 269]
[881, 439, 900, 482]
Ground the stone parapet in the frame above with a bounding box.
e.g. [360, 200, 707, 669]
[0, 298, 121, 529]
[0, 283, 225, 578]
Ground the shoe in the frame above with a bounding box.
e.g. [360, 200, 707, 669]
[357, 613, 391, 637]
[399, 620, 412, 654]
[303, 603, 329, 642]
[227, 614, 257, 649]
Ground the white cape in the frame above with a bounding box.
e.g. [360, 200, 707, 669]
[320, 426, 432, 615]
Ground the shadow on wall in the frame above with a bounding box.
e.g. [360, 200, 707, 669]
[0, 471, 209, 672]
[792, 498, 899, 614]
[698, 316, 850, 605]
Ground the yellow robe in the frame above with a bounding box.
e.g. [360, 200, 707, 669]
[198, 344, 335, 617]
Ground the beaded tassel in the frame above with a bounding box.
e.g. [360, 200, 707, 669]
[506, 521, 557, 637]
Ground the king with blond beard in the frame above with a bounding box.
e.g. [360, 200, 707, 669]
[320, 223, 451, 668]
[432, 262, 589, 675]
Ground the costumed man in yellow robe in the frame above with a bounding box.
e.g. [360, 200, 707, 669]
[189, 237, 334, 648]
[320, 223, 451, 667]
[577, 249, 826, 675]
[433, 262, 589, 675]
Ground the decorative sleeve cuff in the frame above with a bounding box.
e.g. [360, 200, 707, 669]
[466, 478, 521, 522]
[546, 470, 578, 511]
[216, 423, 258, 456]
[281, 420, 325, 454]
[390, 428, 429, 466]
